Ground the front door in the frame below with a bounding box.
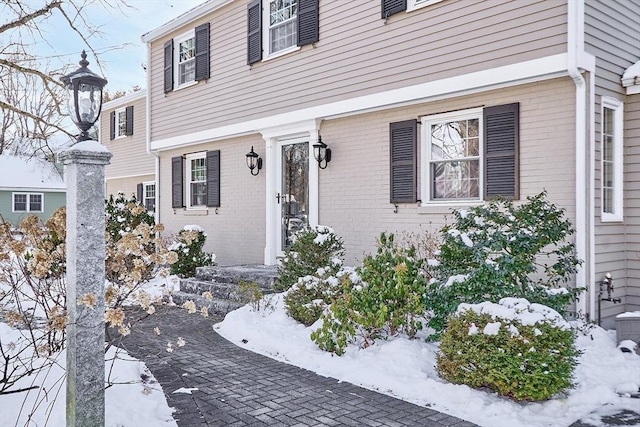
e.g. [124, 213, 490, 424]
[277, 140, 309, 254]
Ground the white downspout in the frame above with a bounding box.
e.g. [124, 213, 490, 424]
[568, 0, 589, 319]
[144, 40, 161, 225]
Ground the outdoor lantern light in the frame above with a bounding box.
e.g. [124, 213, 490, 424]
[246, 146, 263, 176]
[313, 136, 331, 169]
[61, 50, 108, 142]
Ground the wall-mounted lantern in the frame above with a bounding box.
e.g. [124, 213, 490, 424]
[313, 136, 331, 169]
[246, 146, 263, 176]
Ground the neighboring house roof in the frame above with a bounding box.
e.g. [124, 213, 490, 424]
[622, 60, 640, 95]
[103, 89, 147, 110]
[0, 155, 65, 191]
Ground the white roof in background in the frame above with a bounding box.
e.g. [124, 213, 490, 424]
[0, 155, 65, 191]
[141, 0, 235, 43]
[622, 60, 640, 95]
[103, 89, 147, 110]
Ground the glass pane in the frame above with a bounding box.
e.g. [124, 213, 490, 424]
[603, 108, 613, 135]
[29, 194, 42, 212]
[602, 161, 613, 187]
[14, 194, 27, 211]
[603, 188, 612, 213]
[281, 142, 309, 250]
[431, 160, 479, 199]
[603, 136, 613, 161]
[145, 184, 156, 199]
[190, 183, 207, 206]
[430, 118, 479, 161]
[191, 158, 205, 182]
[145, 198, 155, 212]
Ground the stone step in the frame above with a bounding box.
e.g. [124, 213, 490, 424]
[194, 265, 278, 290]
[171, 291, 244, 317]
[180, 279, 245, 302]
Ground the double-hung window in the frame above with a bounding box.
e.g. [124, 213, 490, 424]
[265, 0, 298, 55]
[116, 108, 127, 136]
[164, 24, 209, 93]
[601, 97, 624, 221]
[423, 108, 482, 201]
[175, 31, 196, 87]
[186, 153, 207, 208]
[109, 106, 133, 139]
[144, 182, 156, 212]
[13, 193, 43, 212]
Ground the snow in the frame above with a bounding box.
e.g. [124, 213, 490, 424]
[66, 139, 111, 153]
[617, 311, 640, 319]
[215, 294, 640, 427]
[0, 155, 65, 190]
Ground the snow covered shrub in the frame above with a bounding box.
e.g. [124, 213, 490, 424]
[425, 192, 582, 337]
[437, 298, 579, 401]
[284, 261, 348, 326]
[311, 233, 427, 355]
[105, 191, 154, 242]
[274, 225, 344, 292]
[169, 225, 215, 278]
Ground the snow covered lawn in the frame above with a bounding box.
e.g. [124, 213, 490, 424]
[215, 293, 640, 427]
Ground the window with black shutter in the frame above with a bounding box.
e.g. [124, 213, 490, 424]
[381, 0, 407, 19]
[125, 106, 134, 136]
[483, 103, 519, 200]
[206, 150, 220, 207]
[390, 119, 417, 203]
[195, 23, 210, 81]
[164, 40, 173, 93]
[171, 156, 184, 208]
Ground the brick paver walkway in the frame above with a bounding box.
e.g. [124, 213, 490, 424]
[120, 306, 477, 427]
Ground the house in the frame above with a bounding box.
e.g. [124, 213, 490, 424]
[99, 89, 156, 212]
[138, 0, 639, 328]
[0, 155, 65, 226]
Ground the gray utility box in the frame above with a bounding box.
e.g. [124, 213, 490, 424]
[616, 312, 640, 345]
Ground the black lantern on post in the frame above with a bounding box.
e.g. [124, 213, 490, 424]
[61, 51, 108, 142]
[246, 146, 263, 176]
[313, 136, 331, 169]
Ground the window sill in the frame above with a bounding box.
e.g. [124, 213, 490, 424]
[262, 45, 301, 63]
[407, 0, 445, 12]
[601, 213, 623, 223]
[174, 80, 198, 91]
[418, 199, 484, 213]
[184, 208, 208, 216]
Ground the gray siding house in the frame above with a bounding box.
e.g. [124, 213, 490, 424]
[138, 0, 639, 328]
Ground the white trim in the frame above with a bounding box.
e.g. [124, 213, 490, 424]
[2, 187, 65, 193]
[141, 0, 235, 43]
[262, 0, 300, 59]
[407, 0, 444, 13]
[185, 152, 207, 210]
[151, 54, 572, 151]
[420, 107, 483, 204]
[142, 181, 156, 213]
[106, 173, 155, 180]
[114, 107, 127, 139]
[12, 192, 44, 213]
[103, 90, 146, 110]
[626, 86, 640, 95]
[174, 29, 197, 89]
[600, 97, 624, 222]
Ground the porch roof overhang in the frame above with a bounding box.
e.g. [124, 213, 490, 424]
[622, 60, 640, 95]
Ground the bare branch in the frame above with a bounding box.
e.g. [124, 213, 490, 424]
[0, 1, 62, 35]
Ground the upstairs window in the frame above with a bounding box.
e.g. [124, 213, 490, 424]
[175, 31, 196, 87]
[109, 106, 133, 139]
[164, 23, 210, 93]
[247, 0, 319, 65]
[601, 97, 624, 222]
[13, 193, 43, 212]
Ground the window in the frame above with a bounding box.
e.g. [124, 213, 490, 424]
[172, 151, 220, 209]
[109, 106, 133, 139]
[138, 182, 156, 212]
[164, 24, 209, 93]
[392, 103, 518, 204]
[425, 110, 481, 200]
[601, 97, 624, 221]
[13, 193, 43, 212]
[247, 0, 319, 65]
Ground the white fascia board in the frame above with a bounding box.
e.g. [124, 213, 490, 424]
[141, 0, 236, 43]
[150, 53, 570, 151]
[1, 187, 66, 193]
[103, 90, 147, 110]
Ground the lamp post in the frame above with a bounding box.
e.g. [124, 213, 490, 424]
[59, 51, 111, 427]
[60, 50, 107, 141]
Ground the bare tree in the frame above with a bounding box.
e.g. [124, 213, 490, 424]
[0, 0, 128, 156]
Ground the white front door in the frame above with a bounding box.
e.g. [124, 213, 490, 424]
[276, 139, 310, 255]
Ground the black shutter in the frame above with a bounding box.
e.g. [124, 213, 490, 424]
[109, 111, 115, 140]
[381, 0, 406, 19]
[195, 23, 210, 81]
[164, 40, 174, 93]
[172, 156, 184, 208]
[247, 0, 262, 65]
[206, 150, 220, 207]
[484, 103, 519, 200]
[125, 106, 134, 136]
[137, 183, 143, 204]
[297, 0, 319, 46]
[390, 119, 417, 203]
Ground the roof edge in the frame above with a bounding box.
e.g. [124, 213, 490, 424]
[141, 0, 235, 43]
[103, 89, 147, 110]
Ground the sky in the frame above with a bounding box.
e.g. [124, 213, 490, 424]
[29, 0, 206, 92]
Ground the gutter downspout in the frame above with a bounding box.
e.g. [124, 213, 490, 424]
[144, 40, 161, 226]
[568, 0, 590, 319]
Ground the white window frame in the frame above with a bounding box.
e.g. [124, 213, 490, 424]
[143, 181, 156, 213]
[600, 97, 624, 222]
[185, 152, 207, 209]
[420, 107, 484, 205]
[12, 192, 44, 213]
[114, 107, 127, 139]
[174, 30, 197, 90]
[262, 0, 300, 60]
[407, 0, 445, 12]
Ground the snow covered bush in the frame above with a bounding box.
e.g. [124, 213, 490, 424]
[169, 225, 215, 278]
[437, 298, 579, 401]
[425, 192, 582, 337]
[311, 233, 427, 355]
[284, 262, 349, 326]
[105, 191, 155, 242]
[274, 225, 344, 292]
